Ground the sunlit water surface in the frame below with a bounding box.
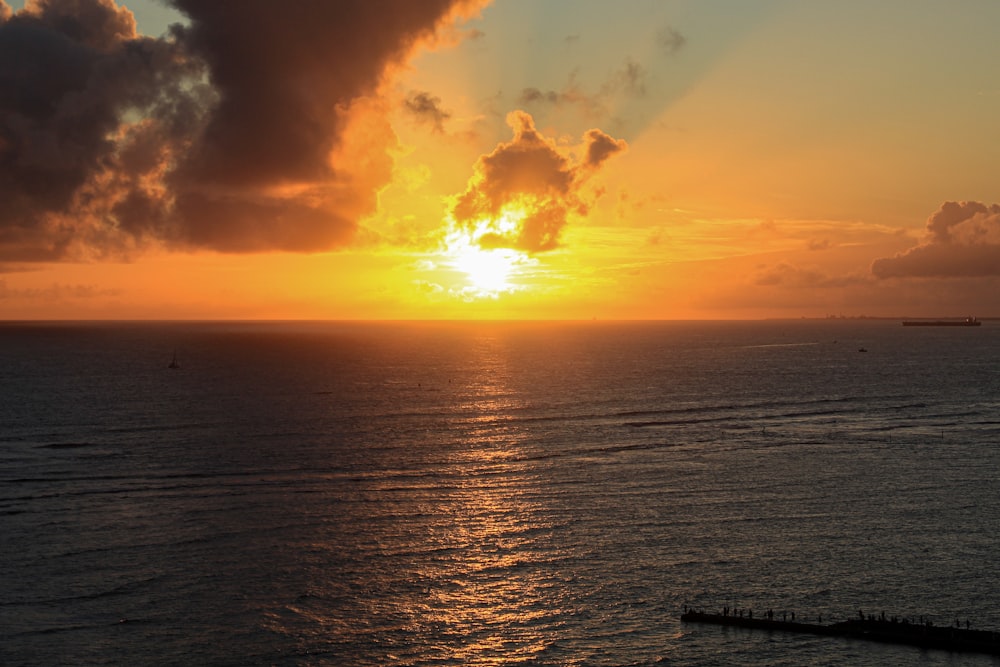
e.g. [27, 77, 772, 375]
[2, 320, 1000, 666]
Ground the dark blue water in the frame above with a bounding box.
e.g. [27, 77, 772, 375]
[2, 320, 1000, 665]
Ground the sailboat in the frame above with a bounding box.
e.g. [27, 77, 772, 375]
[168, 350, 180, 369]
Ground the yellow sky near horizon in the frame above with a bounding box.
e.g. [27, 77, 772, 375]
[1, 0, 999, 319]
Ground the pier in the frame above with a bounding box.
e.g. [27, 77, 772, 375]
[902, 316, 981, 326]
[681, 609, 1000, 656]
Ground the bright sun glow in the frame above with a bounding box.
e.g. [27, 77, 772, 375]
[454, 245, 520, 292]
[444, 209, 537, 297]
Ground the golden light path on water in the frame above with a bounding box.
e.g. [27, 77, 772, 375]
[413, 337, 549, 664]
[292, 335, 573, 665]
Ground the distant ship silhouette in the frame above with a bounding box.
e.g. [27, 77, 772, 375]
[168, 350, 180, 369]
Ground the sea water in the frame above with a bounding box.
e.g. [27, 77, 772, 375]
[2, 320, 999, 666]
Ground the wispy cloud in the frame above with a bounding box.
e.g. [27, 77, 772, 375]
[516, 57, 650, 118]
[656, 25, 686, 56]
[403, 91, 453, 133]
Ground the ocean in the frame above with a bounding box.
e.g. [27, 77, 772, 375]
[2, 319, 999, 666]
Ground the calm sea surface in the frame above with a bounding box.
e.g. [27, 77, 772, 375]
[2, 320, 1000, 666]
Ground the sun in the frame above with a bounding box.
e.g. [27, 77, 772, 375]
[440, 208, 540, 297]
[431, 202, 550, 299]
[453, 244, 520, 292]
[446, 233, 531, 296]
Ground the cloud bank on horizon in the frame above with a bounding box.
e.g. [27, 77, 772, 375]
[0, 0, 486, 261]
[872, 201, 1000, 278]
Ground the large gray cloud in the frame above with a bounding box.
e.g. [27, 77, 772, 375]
[871, 201, 1000, 278]
[0, 0, 483, 261]
[0, 0, 195, 259]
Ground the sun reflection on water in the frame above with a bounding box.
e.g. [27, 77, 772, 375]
[264, 329, 579, 664]
[414, 338, 559, 663]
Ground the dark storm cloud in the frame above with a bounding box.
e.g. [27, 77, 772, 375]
[162, 0, 489, 252]
[451, 110, 625, 253]
[0, 0, 484, 261]
[169, 0, 471, 187]
[871, 201, 1000, 278]
[0, 0, 196, 259]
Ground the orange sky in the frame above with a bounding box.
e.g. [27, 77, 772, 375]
[2, 0, 999, 319]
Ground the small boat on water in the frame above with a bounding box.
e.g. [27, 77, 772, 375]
[168, 351, 180, 369]
[902, 316, 981, 327]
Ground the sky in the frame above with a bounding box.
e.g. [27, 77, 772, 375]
[1, 0, 999, 320]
